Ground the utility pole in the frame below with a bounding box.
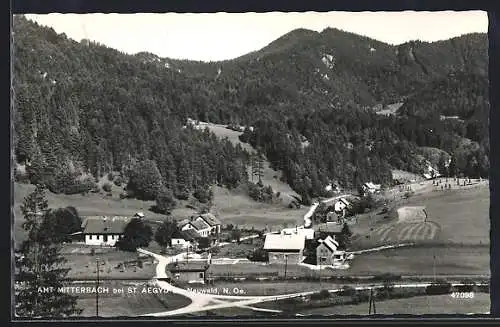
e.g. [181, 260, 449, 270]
[433, 254, 436, 282]
[33, 210, 42, 316]
[368, 286, 376, 315]
[319, 257, 322, 286]
[284, 255, 288, 280]
[95, 257, 100, 317]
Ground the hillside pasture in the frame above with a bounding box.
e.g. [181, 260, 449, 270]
[208, 186, 307, 231]
[351, 182, 488, 249]
[368, 221, 441, 244]
[201, 122, 300, 204]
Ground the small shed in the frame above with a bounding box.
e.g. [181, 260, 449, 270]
[167, 261, 210, 284]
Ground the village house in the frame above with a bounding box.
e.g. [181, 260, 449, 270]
[178, 218, 212, 238]
[316, 235, 348, 267]
[81, 216, 130, 246]
[193, 213, 222, 235]
[334, 198, 351, 213]
[362, 182, 381, 195]
[263, 234, 305, 264]
[423, 164, 442, 180]
[167, 261, 210, 284]
[171, 229, 200, 249]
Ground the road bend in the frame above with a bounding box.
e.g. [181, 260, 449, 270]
[138, 248, 489, 317]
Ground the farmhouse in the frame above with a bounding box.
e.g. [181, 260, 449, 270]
[263, 234, 305, 264]
[334, 198, 351, 213]
[316, 235, 348, 267]
[81, 216, 130, 246]
[193, 213, 222, 235]
[167, 261, 210, 284]
[171, 229, 200, 249]
[179, 218, 212, 238]
[362, 182, 381, 194]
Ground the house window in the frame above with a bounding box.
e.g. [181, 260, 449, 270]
[199, 273, 204, 278]
[320, 257, 327, 262]
[89, 235, 93, 240]
[103, 235, 108, 242]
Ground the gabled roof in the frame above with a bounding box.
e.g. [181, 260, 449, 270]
[364, 182, 381, 189]
[318, 235, 339, 252]
[172, 229, 200, 241]
[263, 234, 305, 251]
[177, 219, 191, 228]
[82, 216, 130, 235]
[196, 213, 221, 226]
[190, 219, 211, 230]
[313, 222, 343, 234]
[339, 198, 350, 206]
[167, 261, 210, 272]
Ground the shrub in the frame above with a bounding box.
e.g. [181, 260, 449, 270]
[247, 247, 269, 262]
[426, 281, 452, 295]
[455, 280, 476, 292]
[102, 182, 112, 192]
[114, 175, 123, 186]
[107, 172, 115, 182]
[116, 218, 153, 252]
[338, 285, 357, 297]
[155, 188, 176, 214]
[371, 273, 402, 282]
[193, 188, 213, 204]
[351, 291, 370, 304]
[247, 182, 274, 203]
[477, 283, 490, 293]
[174, 186, 190, 200]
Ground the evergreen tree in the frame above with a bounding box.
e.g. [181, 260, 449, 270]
[15, 185, 82, 318]
[126, 160, 164, 201]
[154, 188, 176, 214]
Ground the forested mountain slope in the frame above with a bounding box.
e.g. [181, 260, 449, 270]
[12, 15, 489, 202]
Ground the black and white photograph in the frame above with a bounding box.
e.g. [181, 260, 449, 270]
[12, 10, 490, 319]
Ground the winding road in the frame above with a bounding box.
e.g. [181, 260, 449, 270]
[137, 248, 489, 317]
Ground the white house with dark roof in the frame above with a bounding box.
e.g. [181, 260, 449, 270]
[316, 235, 347, 267]
[178, 218, 212, 238]
[263, 234, 305, 264]
[171, 229, 200, 249]
[362, 182, 381, 194]
[334, 198, 351, 213]
[82, 216, 130, 246]
[193, 213, 222, 235]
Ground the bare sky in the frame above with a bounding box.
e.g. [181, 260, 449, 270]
[25, 11, 487, 62]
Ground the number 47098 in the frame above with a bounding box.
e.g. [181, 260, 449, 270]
[451, 292, 475, 299]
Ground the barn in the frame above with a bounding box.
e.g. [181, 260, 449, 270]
[263, 234, 305, 264]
